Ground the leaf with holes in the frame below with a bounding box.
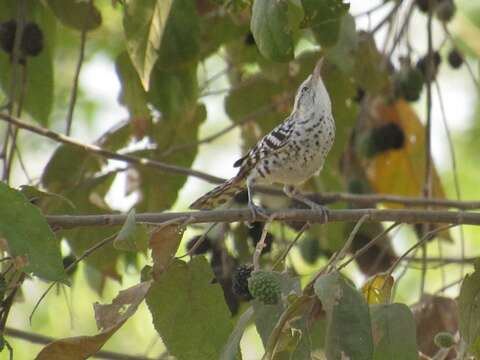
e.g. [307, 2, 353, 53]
[36, 282, 151, 359]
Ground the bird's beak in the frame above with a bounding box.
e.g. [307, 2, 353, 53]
[312, 58, 324, 82]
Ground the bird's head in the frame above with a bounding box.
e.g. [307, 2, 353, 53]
[293, 58, 331, 115]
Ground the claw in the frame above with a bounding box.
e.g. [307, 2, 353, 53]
[248, 202, 268, 224]
[309, 203, 330, 224]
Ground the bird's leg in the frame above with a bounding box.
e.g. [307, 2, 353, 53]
[283, 185, 329, 223]
[246, 178, 268, 223]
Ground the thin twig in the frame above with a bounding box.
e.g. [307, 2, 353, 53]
[420, 7, 435, 296]
[434, 79, 466, 279]
[387, 224, 457, 277]
[338, 222, 400, 271]
[371, 0, 403, 34]
[272, 223, 310, 271]
[0, 112, 224, 184]
[330, 214, 369, 269]
[29, 232, 117, 324]
[442, 24, 480, 91]
[4, 327, 156, 360]
[253, 214, 278, 271]
[65, 4, 89, 136]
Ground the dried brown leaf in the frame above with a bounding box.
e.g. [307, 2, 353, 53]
[149, 224, 184, 278]
[35, 281, 151, 360]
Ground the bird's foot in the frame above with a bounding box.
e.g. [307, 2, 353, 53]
[248, 202, 269, 225]
[308, 203, 330, 224]
[292, 194, 329, 224]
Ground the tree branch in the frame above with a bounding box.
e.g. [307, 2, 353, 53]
[4, 327, 156, 360]
[0, 112, 224, 184]
[2, 112, 480, 210]
[46, 208, 480, 230]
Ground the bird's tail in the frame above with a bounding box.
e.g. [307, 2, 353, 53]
[190, 176, 246, 210]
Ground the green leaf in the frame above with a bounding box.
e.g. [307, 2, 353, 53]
[148, 62, 198, 117]
[0, 182, 67, 283]
[45, 0, 102, 31]
[325, 14, 357, 73]
[301, 0, 350, 47]
[156, 0, 200, 68]
[115, 52, 151, 128]
[0, 1, 55, 124]
[123, 0, 172, 90]
[459, 260, 480, 357]
[146, 257, 233, 360]
[353, 33, 390, 94]
[42, 145, 104, 195]
[220, 307, 254, 360]
[314, 271, 374, 360]
[370, 303, 418, 360]
[251, 0, 294, 62]
[135, 104, 206, 212]
[114, 209, 137, 251]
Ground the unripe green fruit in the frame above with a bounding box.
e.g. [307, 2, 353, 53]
[434, 331, 455, 348]
[394, 66, 424, 102]
[248, 270, 281, 305]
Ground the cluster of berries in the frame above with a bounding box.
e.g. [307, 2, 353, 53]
[0, 19, 44, 62]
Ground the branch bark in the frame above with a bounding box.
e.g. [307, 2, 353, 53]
[46, 208, 480, 230]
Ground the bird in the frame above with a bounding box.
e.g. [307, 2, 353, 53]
[190, 58, 335, 220]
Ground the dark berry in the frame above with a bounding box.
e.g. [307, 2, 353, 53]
[232, 264, 254, 300]
[62, 254, 78, 275]
[353, 87, 365, 103]
[186, 235, 213, 255]
[448, 49, 463, 69]
[416, 51, 441, 82]
[436, 0, 456, 22]
[0, 20, 16, 54]
[244, 32, 255, 46]
[416, 0, 435, 13]
[21, 22, 43, 56]
[367, 123, 405, 157]
[233, 190, 248, 205]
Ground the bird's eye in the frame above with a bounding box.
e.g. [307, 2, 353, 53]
[301, 87, 308, 93]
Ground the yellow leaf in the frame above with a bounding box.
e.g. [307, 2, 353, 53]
[365, 98, 446, 206]
[361, 273, 394, 305]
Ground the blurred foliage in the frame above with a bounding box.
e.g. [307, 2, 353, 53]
[0, 0, 478, 359]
